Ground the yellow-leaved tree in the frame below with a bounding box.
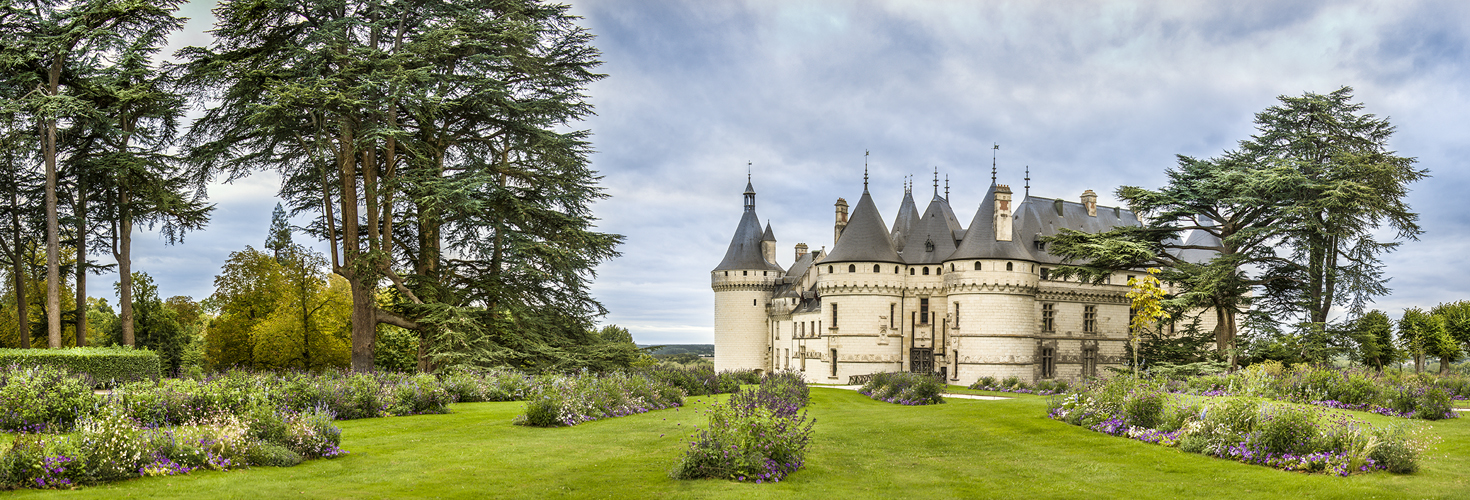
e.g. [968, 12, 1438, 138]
[1127, 268, 1172, 372]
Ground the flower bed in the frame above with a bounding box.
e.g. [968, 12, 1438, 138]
[671, 371, 813, 483]
[513, 371, 687, 427]
[859, 372, 945, 405]
[0, 405, 344, 489]
[1161, 363, 1458, 420]
[1049, 376, 1430, 475]
[969, 376, 1070, 396]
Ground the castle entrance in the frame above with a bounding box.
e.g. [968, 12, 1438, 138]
[910, 348, 933, 373]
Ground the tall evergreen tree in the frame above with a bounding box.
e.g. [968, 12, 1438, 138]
[265, 203, 293, 261]
[1240, 87, 1427, 325]
[181, 0, 621, 372]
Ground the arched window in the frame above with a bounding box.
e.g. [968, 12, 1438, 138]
[873, 264, 881, 273]
[1006, 262, 1014, 271]
[950, 263, 954, 272]
[828, 265, 833, 273]
[910, 268, 915, 275]
[895, 266, 900, 273]
[923, 267, 930, 275]
[848, 264, 856, 273]
[974, 261, 981, 270]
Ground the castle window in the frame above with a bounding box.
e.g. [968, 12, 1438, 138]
[895, 266, 900, 273]
[848, 264, 856, 273]
[923, 267, 930, 276]
[831, 349, 838, 376]
[828, 265, 833, 273]
[743, 271, 748, 276]
[1040, 268, 1050, 280]
[1128, 306, 1136, 335]
[724, 271, 728, 276]
[1006, 262, 1013, 271]
[937, 266, 941, 275]
[1042, 303, 1056, 333]
[831, 304, 838, 328]
[953, 302, 960, 328]
[1082, 346, 1098, 377]
[890, 303, 896, 328]
[1035, 240, 1045, 250]
[1041, 347, 1056, 379]
[950, 264, 954, 272]
[753, 299, 757, 306]
[920, 298, 930, 324]
[974, 261, 981, 270]
[1084, 305, 1098, 333]
[873, 264, 880, 273]
[763, 271, 767, 276]
[910, 268, 915, 275]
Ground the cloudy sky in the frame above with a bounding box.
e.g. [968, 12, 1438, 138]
[108, 1, 1468, 345]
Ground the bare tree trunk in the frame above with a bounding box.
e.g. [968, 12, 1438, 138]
[118, 199, 134, 346]
[44, 71, 62, 349]
[11, 185, 27, 349]
[75, 177, 86, 347]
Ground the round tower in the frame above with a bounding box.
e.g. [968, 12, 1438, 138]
[712, 178, 783, 373]
[945, 184, 1041, 385]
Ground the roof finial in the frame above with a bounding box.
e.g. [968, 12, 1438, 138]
[863, 150, 870, 192]
[747, 161, 751, 183]
[1024, 165, 1031, 197]
[991, 143, 999, 186]
[945, 174, 950, 200]
[932, 167, 939, 196]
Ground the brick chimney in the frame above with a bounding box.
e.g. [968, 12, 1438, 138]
[795, 243, 808, 261]
[834, 198, 849, 244]
[994, 185, 1013, 241]
[1082, 190, 1098, 217]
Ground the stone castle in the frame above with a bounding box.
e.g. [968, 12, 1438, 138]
[710, 169, 1220, 385]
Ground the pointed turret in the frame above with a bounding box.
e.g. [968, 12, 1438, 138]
[824, 190, 902, 264]
[761, 222, 778, 265]
[949, 184, 1034, 262]
[900, 192, 965, 264]
[890, 182, 921, 250]
[714, 181, 783, 272]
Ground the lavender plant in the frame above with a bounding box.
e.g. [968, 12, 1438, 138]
[859, 372, 945, 405]
[671, 371, 814, 483]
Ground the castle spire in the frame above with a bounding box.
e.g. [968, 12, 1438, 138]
[945, 174, 950, 200]
[743, 163, 756, 213]
[1024, 165, 1031, 197]
[932, 167, 939, 197]
[991, 143, 999, 186]
[863, 150, 870, 193]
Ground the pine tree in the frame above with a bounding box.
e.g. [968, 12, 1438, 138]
[265, 203, 293, 261]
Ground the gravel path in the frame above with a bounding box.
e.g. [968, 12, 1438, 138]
[812, 384, 1010, 400]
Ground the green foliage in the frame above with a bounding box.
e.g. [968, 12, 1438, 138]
[0, 346, 159, 387]
[374, 325, 421, 373]
[671, 371, 813, 482]
[1349, 310, 1399, 370]
[111, 273, 188, 375]
[513, 371, 685, 427]
[858, 372, 945, 405]
[207, 246, 351, 371]
[0, 364, 98, 431]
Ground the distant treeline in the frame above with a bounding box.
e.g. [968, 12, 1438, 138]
[640, 345, 714, 357]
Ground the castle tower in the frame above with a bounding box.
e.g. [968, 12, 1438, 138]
[818, 180, 906, 382]
[945, 182, 1040, 384]
[712, 179, 783, 373]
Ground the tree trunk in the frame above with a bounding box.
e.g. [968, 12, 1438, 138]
[75, 177, 86, 347]
[118, 201, 134, 346]
[44, 55, 62, 349]
[11, 186, 27, 349]
[336, 121, 376, 372]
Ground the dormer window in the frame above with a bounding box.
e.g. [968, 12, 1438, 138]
[925, 239, 935, 252]
[1035, 240, 1045, 251]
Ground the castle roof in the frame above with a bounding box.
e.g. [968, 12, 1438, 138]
[900, 193, 964, 264]
[890, 189, 921, 251]
[1175, 220, 1222, 264]
[1023, 195, 1141, 264]
[713, 182, 784, 272]
[949, 184, 1034, 262]
[762, 222, 776, 242]
[824, 190, 903, 264]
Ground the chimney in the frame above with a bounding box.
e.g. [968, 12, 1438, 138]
[994, 185, 1013, 242]
[795, 243, 808, 261]
[834, 198, 849, 243]
[1082, 189, 1098, 217]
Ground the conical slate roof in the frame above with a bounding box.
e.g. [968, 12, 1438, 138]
[713, 183, 783, 272]
[762, 223, 776, 242]
[824, 190, 902, 264]
[901, 193, 964, 264]
[890, 189, 921, 250]
[949, 185, 1034, 262]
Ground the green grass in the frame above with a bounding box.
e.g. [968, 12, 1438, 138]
[11, 388, 1470, 499]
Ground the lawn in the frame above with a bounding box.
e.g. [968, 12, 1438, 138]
[10, 388, 1470, 499]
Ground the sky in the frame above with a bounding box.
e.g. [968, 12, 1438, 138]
[100, 0, 1469, 345]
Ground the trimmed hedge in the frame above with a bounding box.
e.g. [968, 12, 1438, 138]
[0, 347, 159, 387]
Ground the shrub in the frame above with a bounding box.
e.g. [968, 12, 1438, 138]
[1121, 390, 1165, 429]
[247, 442, 303, 467]
[0, 364, 99, 432]
[671, 370, 813, 483]
[859, 372, 944, 405]
[513, 371, 685, 427]
[0, 347, 160, 387]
